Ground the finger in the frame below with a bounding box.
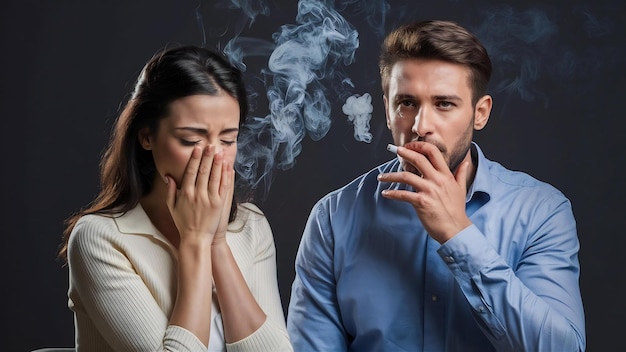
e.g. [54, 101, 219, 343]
[220, 160, 234, 203]
[220, 161, 235, 213]
[377, 171, 425, 188]
[164, 175, 177, 211]
[217, 161, 235, 233]
[195, 145, 216, 192]
[181, 146, 203, 192]
[208, 149, 224, 197]
[399, 142, 447, 177]
[381, 188, 425, 206]
[419, 142, 449, 173]
[394, 145, 429, 177]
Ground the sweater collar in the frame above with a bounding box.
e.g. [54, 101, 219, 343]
[112, 204, 169, 243]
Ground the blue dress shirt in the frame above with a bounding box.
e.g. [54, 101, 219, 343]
[287, 143, 585, 351]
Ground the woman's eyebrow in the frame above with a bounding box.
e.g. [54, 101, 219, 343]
[174, 127, 239, 135]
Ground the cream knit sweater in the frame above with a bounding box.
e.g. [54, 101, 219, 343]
[67, 202, 292, 352]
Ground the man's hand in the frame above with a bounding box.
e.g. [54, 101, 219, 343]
[378, 141, 472, 243]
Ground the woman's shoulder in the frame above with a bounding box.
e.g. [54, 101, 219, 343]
[70, 212, 124, 245]
[228, 202, 270, 234]
[74, 213, 118, 232]
[66, 213, 125, 261]
[237, 202, 265, 218]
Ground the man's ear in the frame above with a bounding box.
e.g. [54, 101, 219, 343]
[474, 94, 492, 131]
[383, 95, 391, 130]
[138, 127, 153, 150]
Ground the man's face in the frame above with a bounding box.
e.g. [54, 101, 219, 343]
[384, 58, 488, 174]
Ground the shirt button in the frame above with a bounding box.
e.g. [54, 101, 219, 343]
[478, 305, 485, 312]
[431, 295, 438, 301]
[444, 256, 455, 263]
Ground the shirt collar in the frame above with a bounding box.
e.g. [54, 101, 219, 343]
[113, 203, 169, 243]
[113, 203, 248, 238]
[466, 142, 491, 203]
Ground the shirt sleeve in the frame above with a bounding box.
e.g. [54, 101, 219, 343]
[439, 196, 586, 351]
[68, 217, 207, 352]
[287, 198, 349, 351]
[226, 205, 293, 352]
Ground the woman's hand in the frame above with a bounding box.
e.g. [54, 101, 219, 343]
[164, 145, 232, 244]
[212, 159, 234, 247]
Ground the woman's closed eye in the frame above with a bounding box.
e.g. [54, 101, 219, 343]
[180, 139, 201, 146]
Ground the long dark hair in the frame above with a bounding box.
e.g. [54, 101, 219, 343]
[59, 45, 249, 262]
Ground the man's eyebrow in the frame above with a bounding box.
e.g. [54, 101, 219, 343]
[174, 127, 239, 135]
[392, 94, 463, 102]
[392, 94, 417, 105]
[433, 95, 462, 101]
[393, 94, 416, 101]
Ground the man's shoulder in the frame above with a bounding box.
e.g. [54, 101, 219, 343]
[481, 156, 567, 201]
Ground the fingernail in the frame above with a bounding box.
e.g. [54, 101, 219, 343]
[163, 175, 169, 184]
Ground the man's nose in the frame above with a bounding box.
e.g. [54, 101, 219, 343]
[411, 107, 431, 138]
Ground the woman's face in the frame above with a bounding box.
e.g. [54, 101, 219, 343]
[139, 94, 240, 188]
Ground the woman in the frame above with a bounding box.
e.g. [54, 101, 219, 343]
[59, 45, 293, 351]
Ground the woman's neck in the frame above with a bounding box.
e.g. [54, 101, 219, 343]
[140, 180, 180, 248]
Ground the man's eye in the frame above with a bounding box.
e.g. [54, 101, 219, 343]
[437, 101, 454, 109]
[395, 101, 417, 117]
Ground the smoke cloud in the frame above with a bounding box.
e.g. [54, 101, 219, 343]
[342, 93, 373, 143]
[198, 0, 621, 199]
[219, 0, 360, 198]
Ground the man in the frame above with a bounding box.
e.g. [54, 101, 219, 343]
[287, 20, 586, 351]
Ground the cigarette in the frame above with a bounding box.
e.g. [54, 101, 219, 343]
[386, 144, 398, 154]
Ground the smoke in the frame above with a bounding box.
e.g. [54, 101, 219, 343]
[195, 0, 271, 49]
[473, 5, 558, 105]
[342, 93, 373, 143]
[223, 37, 276, 72]
[335, 0, 391, 37]
[220, 0, 360, 199]
[198, 0, 621, 199]
[473, 3, 618, 107]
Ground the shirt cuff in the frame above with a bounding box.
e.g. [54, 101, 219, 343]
[437, 224, 500, 276]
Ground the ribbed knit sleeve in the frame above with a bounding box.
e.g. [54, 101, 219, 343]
[68, 214, 207, 351]
[225, 203, 293, 352]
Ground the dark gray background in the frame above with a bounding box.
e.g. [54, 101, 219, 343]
[2, 0, 624, 351]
